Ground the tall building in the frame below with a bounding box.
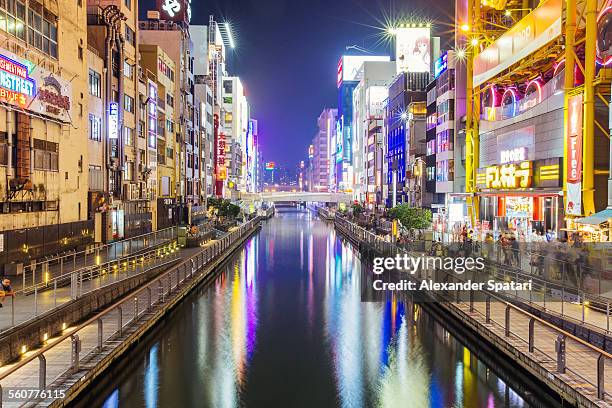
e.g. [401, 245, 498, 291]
[221, 76, 247, 196]
[384, 72, 428, 206]
[139, 8, 197, 225]
[0, 0, 90, 268]
[351, 61, 396, 206]
[138, 43, 180, 230]
[336, 55, 391, 192]
[312, 109, 337, 192]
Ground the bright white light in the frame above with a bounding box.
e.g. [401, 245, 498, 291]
[225, 22, 236, 49]
[400, 112, 408, 120]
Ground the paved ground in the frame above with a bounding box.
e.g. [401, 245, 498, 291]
[0, 244, 201, 333]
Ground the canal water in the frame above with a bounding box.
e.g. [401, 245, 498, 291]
[87, 209, 557, 408]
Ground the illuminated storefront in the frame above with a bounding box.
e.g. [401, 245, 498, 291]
[476, 158, 563, 239]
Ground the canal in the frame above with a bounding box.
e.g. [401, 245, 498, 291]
[82, 209, 558, 408]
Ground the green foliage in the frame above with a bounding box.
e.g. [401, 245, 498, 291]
[207, 197, 241, 219]
[352, 203, 365, 217]
[388, 204, 432, 230]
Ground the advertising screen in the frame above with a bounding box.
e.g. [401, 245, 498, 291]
[337, 55, 391, 87]
[396, 27, 431, 73]
[265, 162, 276, 171]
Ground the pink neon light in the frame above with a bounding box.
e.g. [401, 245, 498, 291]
[553, 59, 565, 76]
[501, 88, 518, 117]
[526, 79, 542, 103]
[597, 4, 612, 66]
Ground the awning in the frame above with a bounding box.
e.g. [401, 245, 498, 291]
[575, 209, 612, 225]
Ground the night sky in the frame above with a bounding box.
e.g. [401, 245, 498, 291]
[142, 0, 454, 167]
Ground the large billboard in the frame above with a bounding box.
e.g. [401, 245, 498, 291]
[396, 27, 431, 73]
[473, 0, 561, 86]
[566, 93, 583, 216]
[337, 55, 391, 88]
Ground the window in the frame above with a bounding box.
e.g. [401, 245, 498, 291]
[1, 2, 58, 57]
[166, 119, 174, 133]
[223, 80, 233, 94]
[124, 161, 133, 181]
[124, 94, 134, 113]
[166, 93, 174, 108]
[123, 61, 134, 79]
[124, 0, 131, 9]
[33, 139, 59, 171]
[124, 127, 133, 146]
[0, 131, 8, 165]
[89, 114, 102, 141]
[138, 120, 145, 138]
[125, 24, 135, 46]
[78, 46, 83, 60]
[89, 69, 101, 97]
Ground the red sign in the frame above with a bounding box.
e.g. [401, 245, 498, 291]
[567, 94, 583, 183]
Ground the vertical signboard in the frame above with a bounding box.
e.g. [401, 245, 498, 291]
[566, 93, 583, 215]
[148, 82, 158, 149]
[157, 0, 192, 24]
[217, 133, 227, 180]
[108, 102, 119, 139]
[396, 27, 431, 73]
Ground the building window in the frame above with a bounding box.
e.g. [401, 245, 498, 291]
[123, 60, 134, 79]
[89, 114, 102, 141]
[124, 0, 131, 10]
[0, 2, 58, 58]
[124, 94, 134, 113]
[138, 120, 145, 138]
[125, 24, 135, 46]
[124, 127, 133, 146]
[0, 131, 8, 165]
[89, 69, 101, 97]
[166, 119, 174, 133]
[33, 139, 59, 171]
[223, 80, 233, 94]
[124, 161, 133, 181]
[166, 93, 174, 108]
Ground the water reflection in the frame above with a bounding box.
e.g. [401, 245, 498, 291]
[97, 210, 549, 408]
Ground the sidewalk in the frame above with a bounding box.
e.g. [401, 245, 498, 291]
[0, 243, 202, 333]
[6, 232, 176, 294]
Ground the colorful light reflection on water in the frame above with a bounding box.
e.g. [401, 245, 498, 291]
[95, 210, 548, 408]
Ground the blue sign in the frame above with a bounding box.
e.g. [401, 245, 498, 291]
[434, 52, 448, 79]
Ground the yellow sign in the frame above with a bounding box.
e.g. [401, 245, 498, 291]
[485, 161, 532, 189]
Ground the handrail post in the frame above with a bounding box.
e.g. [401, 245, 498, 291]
[117, 307, 123, 337]
[97, 318, 103, 351]
[528, 318, 535, 353]
[505, 304, 511, 337]
[597, 354, 605, 399]
[71, 334, 81, 373]
[38, 354, 46, 389]
[486, 296, 491, 323]
[555, 334, 566, 373]
[469, 289, 474, 312]
[11, 295, 15, 327]
[147, 287, 152, 309]
[134, 297, 139, 320]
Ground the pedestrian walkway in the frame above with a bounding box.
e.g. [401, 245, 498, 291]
[0, 219, 260, 408]
[0, 242, 200, 334]
[6, 228, 176, 294]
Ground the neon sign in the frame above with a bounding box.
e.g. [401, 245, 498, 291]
[500, 147, 527, 164]
[0, 55, 35, 106]
[217, 133, 227, 180]
[108, 102, 119, 140]
[147, 82, 158, 149]
[485, 161, 533, 189]
[434, 52, 448, 78]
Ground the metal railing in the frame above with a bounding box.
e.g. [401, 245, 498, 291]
[16, 227, 178, 294]
[0, 240, 181, 333]
[336, 216, 611, 402]
[0, 218, 260, 405]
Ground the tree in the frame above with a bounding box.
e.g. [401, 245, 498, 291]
[352, 203, 365, 218]
[388, 204, 432, 231]
[207, 197, 241, 219]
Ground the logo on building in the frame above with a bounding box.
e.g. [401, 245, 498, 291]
[38, 75, 70, 116]
[484, 161, 533, 189]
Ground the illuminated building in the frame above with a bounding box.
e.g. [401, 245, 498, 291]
[460, 0, 610, 240]
[312, 108, 337, 192]
[139, 6, 197, 223]
[221, 76, 247, 196]
[384, 72, 428, 207]
[138, 44, 180, 230]
[336, 55, 391, 192]
[351, 61, 396, 207]
[0, 0, 90, 268]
